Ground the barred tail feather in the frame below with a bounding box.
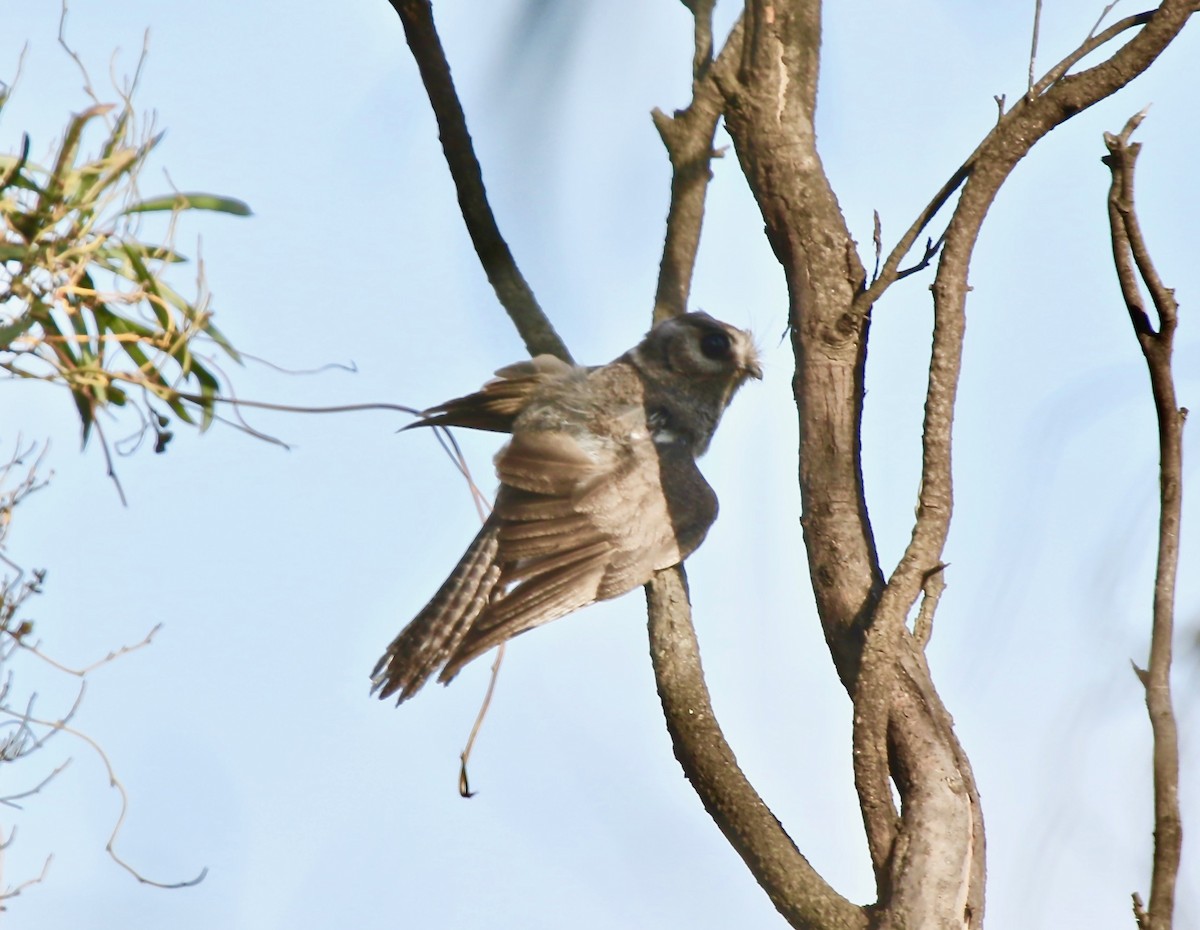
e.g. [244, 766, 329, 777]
[371, 524, 501, 704]
[438, 552, 606, 683]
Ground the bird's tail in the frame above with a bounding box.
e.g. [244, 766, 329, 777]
[370, 523, 501, 704]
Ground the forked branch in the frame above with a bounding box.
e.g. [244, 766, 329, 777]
[859, 1, 1199, 312]
[651, 15, 744, 321]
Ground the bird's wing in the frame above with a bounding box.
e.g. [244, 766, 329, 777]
[405, 355, 577, 434]
[438, 418, 717, 680]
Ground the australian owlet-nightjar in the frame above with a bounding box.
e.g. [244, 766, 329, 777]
[371, 312, 761, 704]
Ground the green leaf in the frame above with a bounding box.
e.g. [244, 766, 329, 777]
[197, 379, 216, 431]
[98, 109, 132, 163]
[116, 241, 188, 263]
[37, 104, 115, 218]
[0, 243, 32, 263]
[0, 133, 31, 192]
[105, 311, 157, 342]
[71, 148, 139, 207]
[204, 319, 243, 364]
[120, 245, 172, 330]
[71, 387, 95, 448]
[122, 192, 252, 217]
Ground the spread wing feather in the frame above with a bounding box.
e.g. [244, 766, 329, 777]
[406, 355, 577, 433]
[438, 429, 717, 682]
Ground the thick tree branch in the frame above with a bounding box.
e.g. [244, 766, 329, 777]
[388, 0, 572, 362]
[646, 568, 866, 930]
[720, 0, 880, 693]
[1102, 115, 1184, 930]
[718, 1, 895, 909]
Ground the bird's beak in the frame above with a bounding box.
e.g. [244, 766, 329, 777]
[743, 357, 764, 381]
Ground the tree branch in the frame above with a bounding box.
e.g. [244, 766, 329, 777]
[721, 0, 880, 692]
[879, 0, 1194, 653]
[858, 2, 1199, 312]
[1102, 114, 1184, 930]
[646, 568, 865, 930]
[387, 0, 572, 362]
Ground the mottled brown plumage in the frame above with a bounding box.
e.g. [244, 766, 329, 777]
[372, 313, 760, 704]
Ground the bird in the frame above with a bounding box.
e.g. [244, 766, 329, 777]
[371, 312, 761, 704]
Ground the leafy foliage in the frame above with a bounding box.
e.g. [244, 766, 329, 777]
[0, 86, 250, 452]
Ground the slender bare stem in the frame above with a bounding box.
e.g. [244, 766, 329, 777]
[1028, 0, 1044, 99]
[1102, 115, 1184, 930]
[651, 16, 744, 322]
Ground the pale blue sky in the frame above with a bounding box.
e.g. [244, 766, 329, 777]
[2, 3, 1198, 928]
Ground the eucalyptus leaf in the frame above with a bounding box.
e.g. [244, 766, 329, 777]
[123, 192, 252, 217]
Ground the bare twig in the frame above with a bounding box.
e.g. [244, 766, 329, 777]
[435, 448, 502, 798]
[855, 161, 971, 311]
[0, 758, 71, 808]
[894, 232, 946, 283]
[1090, 1, 1128, 40]
[871, 211, 882, 284]
[1102, 113, 1184, 930]
[385, 0, 571, 363]
[89, 418, 128, 507]
[57, 3, 100, 106]
[912, 563, 947, 648]
[0, 850, 51, 905]
[170, 390, 422, 419]
[1028, 0, 1044, 99]
[18, 623, 161, 677]
[0, 703, 207, 888]
[1029, 11, 1157, 97]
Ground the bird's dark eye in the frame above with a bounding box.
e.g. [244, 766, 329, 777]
[699, 331, 732, 361]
